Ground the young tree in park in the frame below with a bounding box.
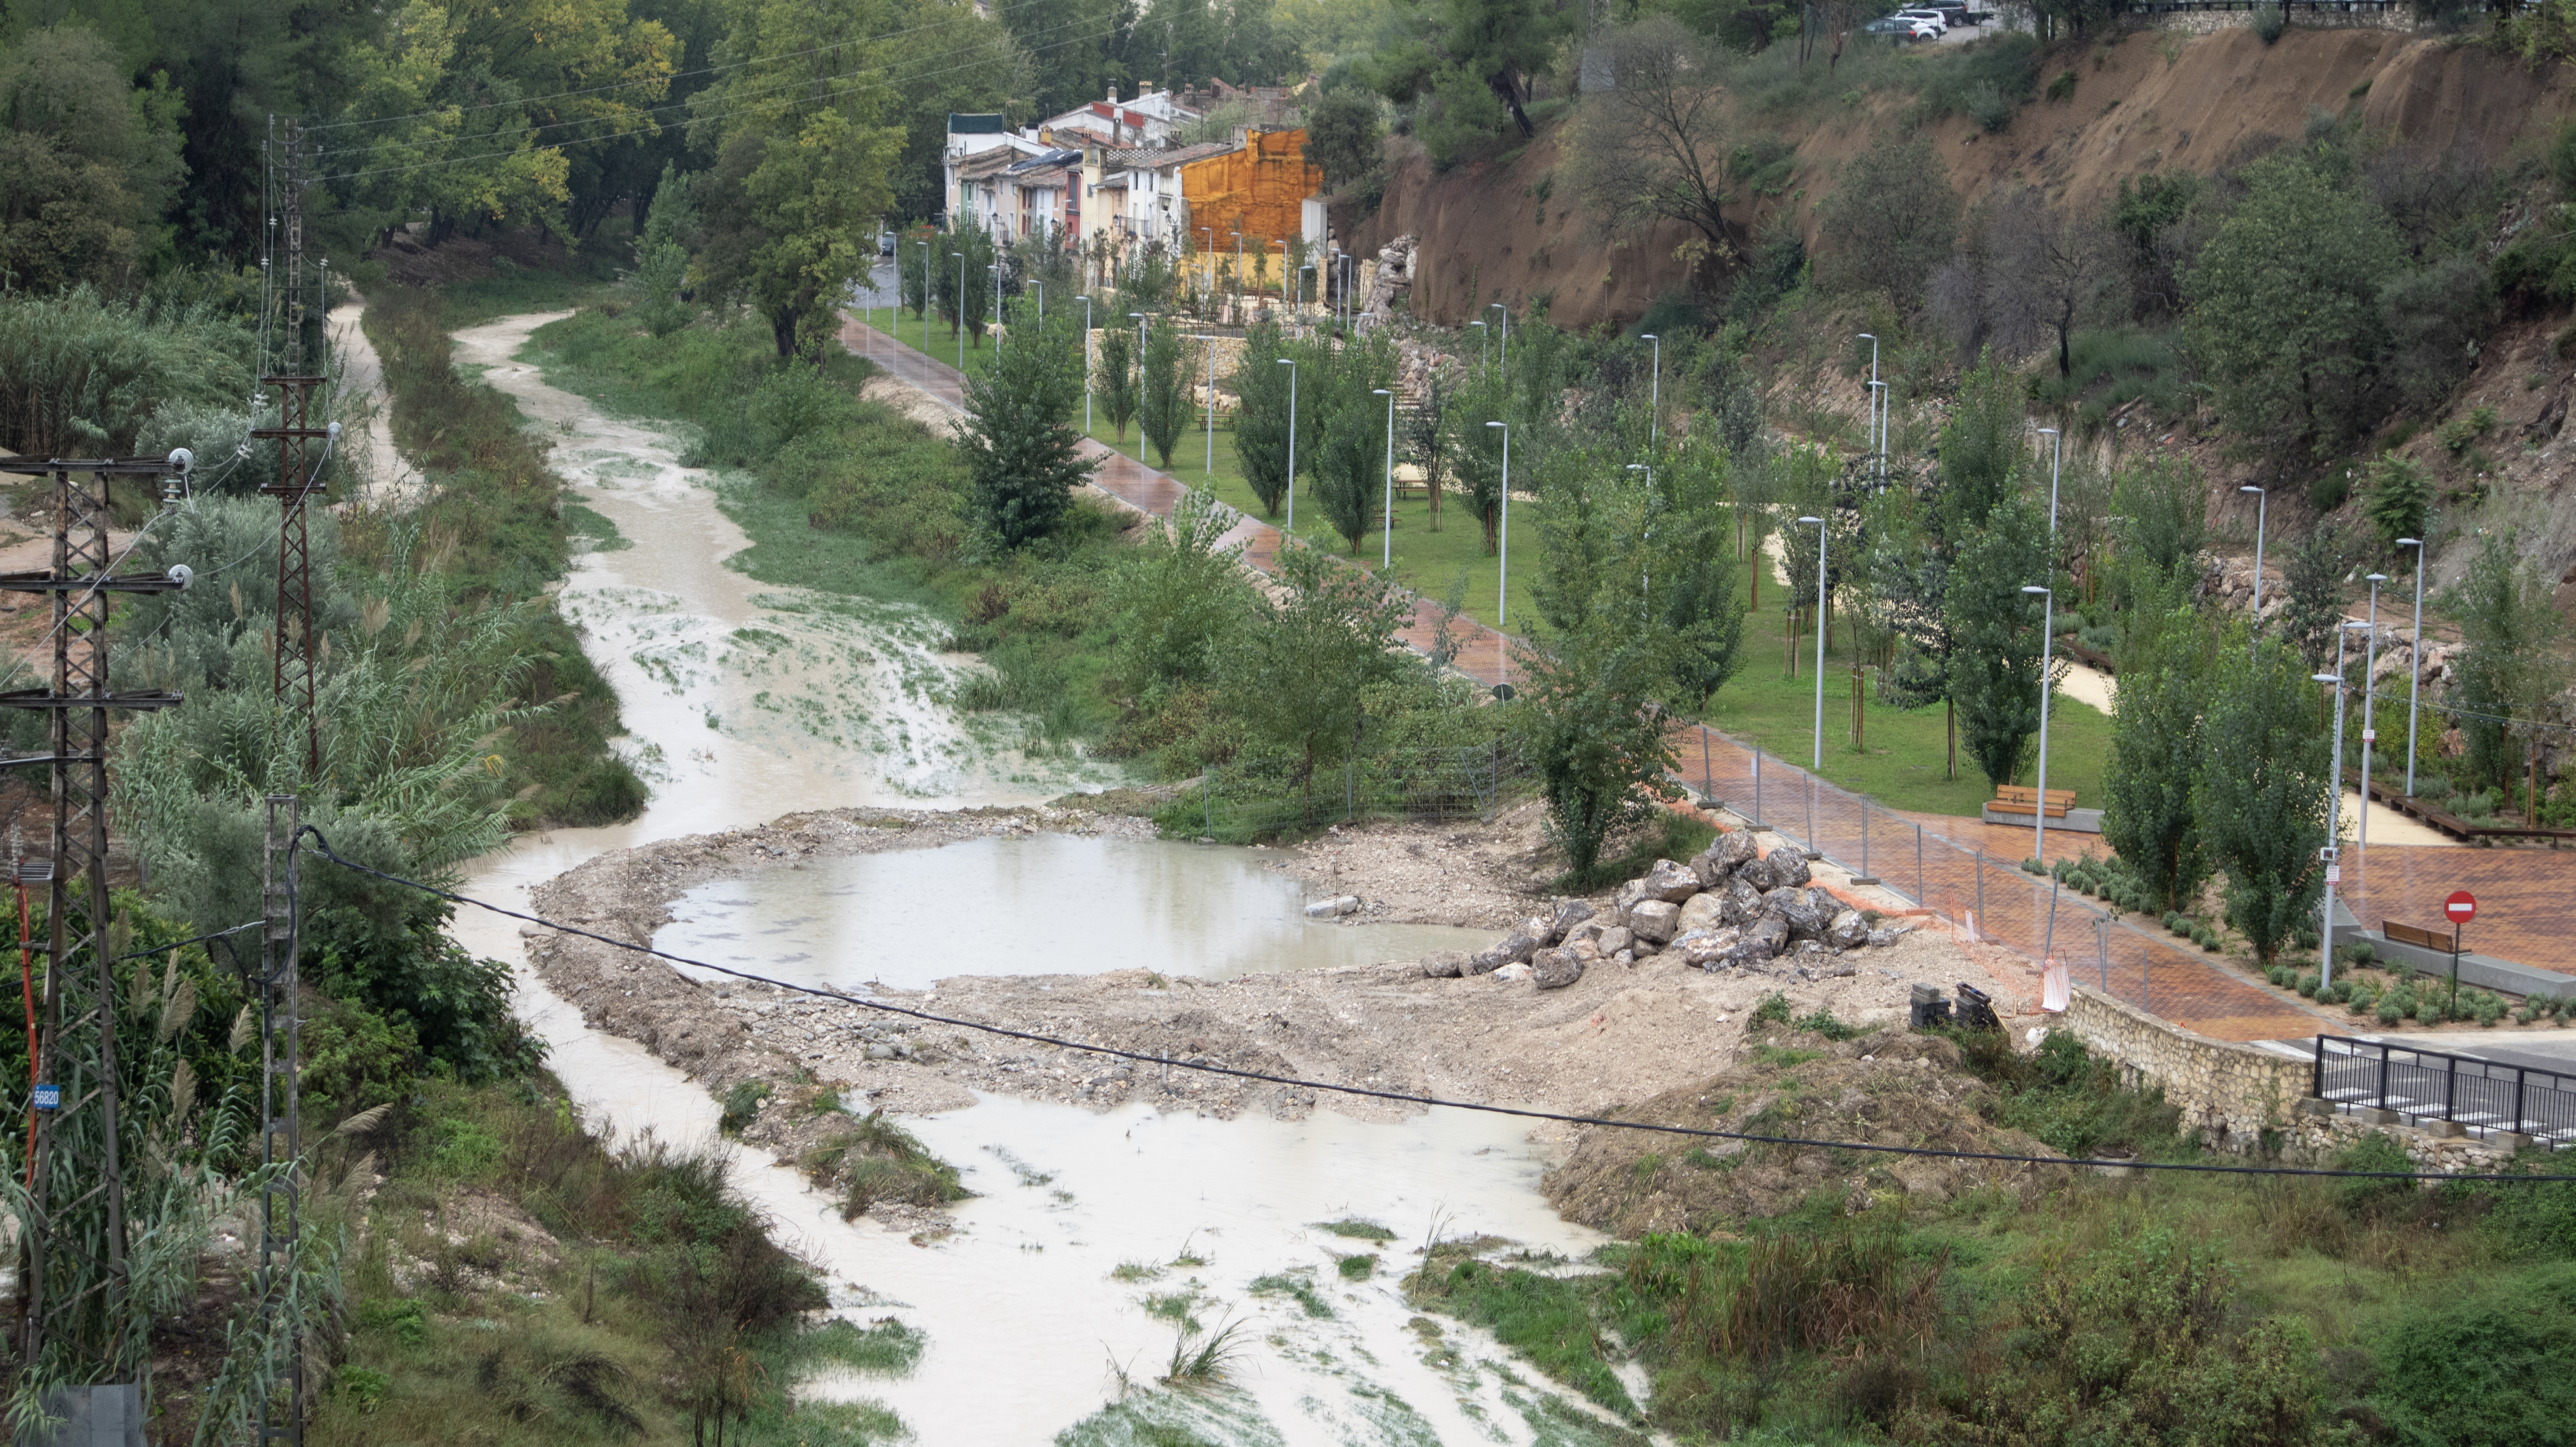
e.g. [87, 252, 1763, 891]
[1652, 438, 1751, 706]
[1138, 322, 1190, 469]
[1404, 368, 1452, 531]
[2102, 572, 2214, 912]
[1109, 486, 1250, 701]
[2183, 156, 2403, 465]
[1449, 366, 1509, 554]
[2277, 523, 2353, 675]
[1313, 400, 1383, 554]
[1094, 324, 1140, 442]
[689, 0, 899, 360]
[2195, 638, 2333, 964]
[931, 218, 998, 344]
[2446, 531, 2572, 795]
[958, 297, 1094, 547]
[1519, 462, 1736, 878]
[1942, 495, 2054, 791]
[1232, 320, 1294, 515]
[1220, 538, 1417, 819]
[1935, 347, 2024, 543]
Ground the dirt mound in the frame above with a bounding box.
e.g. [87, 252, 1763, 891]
[1544, 1023, 2055, 1237]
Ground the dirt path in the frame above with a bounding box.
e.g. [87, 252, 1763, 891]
[326, 297, 410, 504]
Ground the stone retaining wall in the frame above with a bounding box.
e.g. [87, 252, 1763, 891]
[2057, 986, 2514, 1171]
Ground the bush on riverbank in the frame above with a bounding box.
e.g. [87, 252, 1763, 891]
[1415, 1015, 2576, 1444]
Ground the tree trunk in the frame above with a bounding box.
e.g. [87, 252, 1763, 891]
[771, 307, 798, 360]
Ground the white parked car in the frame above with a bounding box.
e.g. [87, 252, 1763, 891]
[1894, 7, 1951, 31]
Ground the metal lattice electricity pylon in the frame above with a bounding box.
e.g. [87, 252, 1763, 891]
[0, 452, 187, 1388]
[258, 795, 303, 1444]
[253, 117, 328, 781]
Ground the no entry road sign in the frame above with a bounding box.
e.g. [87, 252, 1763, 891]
[2445, 890, 2477, 925]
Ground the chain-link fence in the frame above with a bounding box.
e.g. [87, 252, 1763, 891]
[1163, 741, 1534, 842]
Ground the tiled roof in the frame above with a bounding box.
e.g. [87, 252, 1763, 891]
[1101, 140, 1237, 170]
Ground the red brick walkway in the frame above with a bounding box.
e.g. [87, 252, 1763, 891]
[841, 315, 2327, 1043]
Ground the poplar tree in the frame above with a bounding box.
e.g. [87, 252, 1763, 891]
[2102, 572, 2213, 912]
[959, 297, 1094, 547]
[1232, 320, 1294, 515]
[1094, 324, 1139, 442]
[1942, 494, 2054, 791]
[1138, 322, 1189, 469]
[2195, 638, 2333, 964]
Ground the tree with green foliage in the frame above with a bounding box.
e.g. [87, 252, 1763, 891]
[1818, 135, 1961, 315]
[1220, 537, 1417, 818]
[1572, 17, 1748, 284]
[2445, 531, 2572, 794]
[1138, 321, 1190, 468]
[2108, 451, 2207, 597]
[1935, 346, 2025, 542]
[1651, 436, 1750, 706]
[1404, 367, 1453, 532]
[2195, 637, 2332, 964]
[2364, 451, 2432, 558]
[2183, 156, 2403, 465]
[690, 0, 901, 359]
[1232, 320, 1294, 514]
[1312, 395, 1385, 554]
[958, 297, 1094, 547]
[886, 0, 1033, 220]
[0, 25, 186, 293]
[1303, 89, 1385, 192]
[630, 163, 696, 338]
[2277, 523, 2352, 676]
[1375, 0, 1568, 138]
[1094, 323, 1139, 442]
[1519, 462, 1735, 878]
[931, 217, 998, 345]
[1109, 486, 1251, 703]
[1943, 494, 2054, 789]
[1448, 366, 1509, 553]
[2103, 574, 2213, 913]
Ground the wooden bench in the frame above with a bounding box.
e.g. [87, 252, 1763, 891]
[1989, 785, 2076, 818]
[2383, 919, 2456, 954]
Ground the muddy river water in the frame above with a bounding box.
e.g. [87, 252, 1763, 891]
[441, 313, 1630, 1443]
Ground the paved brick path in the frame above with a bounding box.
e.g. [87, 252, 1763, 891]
[840, 313, 2330, 1043]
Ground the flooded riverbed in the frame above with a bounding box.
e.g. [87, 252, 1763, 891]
[652, 833, 1495, 989]
[443, 307, 1624, 1443]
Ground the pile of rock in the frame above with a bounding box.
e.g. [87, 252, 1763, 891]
[1419, 831, 1909, 990]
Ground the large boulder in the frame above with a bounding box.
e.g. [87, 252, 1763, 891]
[1769, 852, 1814, 889]
[1596, 925, 1633, 957]
[1612, 878, 1653, 920]
[1763, 886, 1827, 939]
[1720, 877, 1766, 926]
[1640, 859, 1701, 903]
[1519, 914, 1558, 947]
[1467, 931, 1540, 975]
[1676, 891, 1726, 935]
[1743, 914, 1790, 957]
[1421, 949, 1470, 978]
[1552, 898, 1597, 939]
[1735, 853, 1778, 893]
[1712, 829, 1762, 873]
[1629, 898, 1682, 945]
[1825, 909, 1869, 950]
[1675, 928, 1742, 968]
[1533, 947, 1586, 990]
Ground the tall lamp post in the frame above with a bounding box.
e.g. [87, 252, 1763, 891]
[1799, 514, 1829, 770]
[917, 240, 933, 379]
[1857, 332, 1879, 470]
[1629, 464, 1655, 614]
[1469, 320, 1487, 372]
[989, 263, 1003, 356]
[1076, 295, 1093, 434]
[2037, 426, 2062, 538]
[2241, 485, 2268, 660]
[1487, 421, 1512, 629]
[1374, 387, 1396, 567]
[1642, 333, 1661, 447]
[2398, 537, 2425, 796]
[952, 252, 966, 373]
[2360, 577, 2387, 854]
[2317, 662, 2351, 989]
[1867, 382, 1888, 482]
[1188, 333, 1217, 475]
[2024, 584, 2056, 866]
[1279, 357, 1299, 531]
[1488, 302, 1509, 372]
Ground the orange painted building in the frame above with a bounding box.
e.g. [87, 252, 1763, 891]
[1179, 130, 1323, 257]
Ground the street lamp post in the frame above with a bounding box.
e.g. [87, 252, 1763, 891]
[2037, 427, 2062, 538]
[2360, 576, 2387, 853]
[2241, 485, 2268, 660]
[1857, 332, 1879, 470]
[1642, 333, 1661, 447]
[1469, 320, 1487, 372]
[1188, 333, 1217, 475]
[1375, 387, 1395, 567]
[1077, 295, 1093, 434]
[1629, 464, 1655, 613]
[989, 263, 1003, 356]
[2316, 663, 2350, 990]
[2398, 538, 2425, 796]
[952, 252, 966, 373]
[1488, 421, 1512, 629]
[917, 241, 932, 378]
[1489, 303, 1508, 372]
[1800, 515, 1829, 770]
[1867, 382, 1888, 481]
[2024, 585, 2056, 866]
[1279, 357, 1298, 531]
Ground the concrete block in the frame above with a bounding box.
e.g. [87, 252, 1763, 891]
[2352, 1107, 2401, 1125]
[2488, 1131, 2536, 1153]
[2417, 1119, 2465, 1139]
[2293, 1097, 2332, 1119]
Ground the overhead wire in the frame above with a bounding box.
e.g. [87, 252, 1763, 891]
[293, 825, 2576, 1186]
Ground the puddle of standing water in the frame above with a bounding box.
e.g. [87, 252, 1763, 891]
[439, 309, 1625, 1443]
[652, 834, 1496, 989]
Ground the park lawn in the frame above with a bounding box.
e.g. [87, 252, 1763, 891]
[1695, 598, 2113, 820]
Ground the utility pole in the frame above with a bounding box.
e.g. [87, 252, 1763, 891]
[0, 449, 188, 1407]
[260, 794, 306, 1447]
[253, 118, 330, 781]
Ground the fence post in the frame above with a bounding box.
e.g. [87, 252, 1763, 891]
[1701, 729, 1713, 804]
[1974, 851, 1985, 938]
[2513, 1067, 2527, 1135]
[1753, 747, 1763, 826]
[2376, 1045, 2390, 1111]
[2313, 1038, 2324, 1104]
[1859, 805, 1870, 883]
[1487, 739, 1498, 824]
[2445, 1055, 2457, 1123]
[1204, 769, 1213, 836]
[1916, 824, 1924, 905]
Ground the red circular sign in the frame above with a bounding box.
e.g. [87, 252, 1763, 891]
[2445, 890, 2478, 924]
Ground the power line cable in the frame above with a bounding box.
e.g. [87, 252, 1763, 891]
[115, 920, 264, 963]
[308, 0, 1093, 134]
[293, 825, 2576, 1186]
